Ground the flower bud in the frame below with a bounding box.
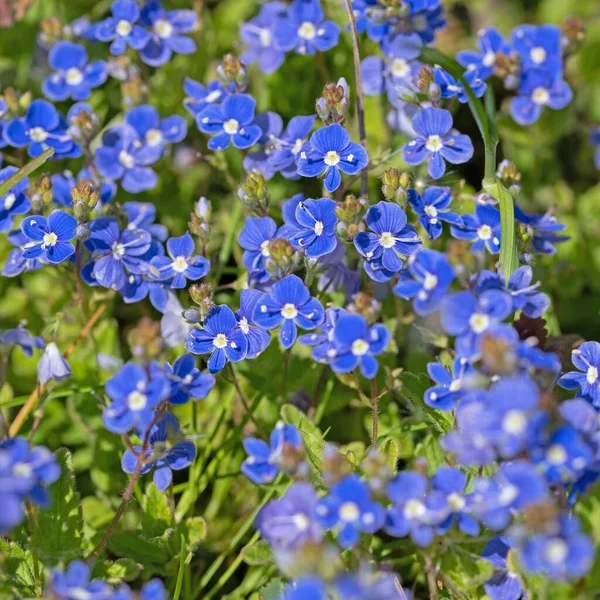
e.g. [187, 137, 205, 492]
[561, 16, 585, 54]
[37, 342, 71, 386]
[268, 237, 294, 267]
[496, 159, 521, 188]
[381, 168, 410, 202]
[217, 54, 248, 92]
[335, 194, 363, 222]
[238, 171, 269, 214]
[317, 79, 350, 124]
[416, 65, 434, 94]
[189, 283, 214, 321]
[71, 179, 100, 218]
[39, 17, 63, 48]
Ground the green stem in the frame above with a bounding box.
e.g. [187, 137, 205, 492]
[0, 147, 54, 197]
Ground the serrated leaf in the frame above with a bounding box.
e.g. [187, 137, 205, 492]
[0, 540, 37, 595]
[258, 578, 283, 600]
[142, 483, 172, 538]
[108, 531, 171, 573]
[241, 540, 273, 566]
[281, 404, 324, 475]
[92, 558, 142, 583]
[31, 448, 83, 566]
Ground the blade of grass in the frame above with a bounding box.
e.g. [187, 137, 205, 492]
[0, 148, 54, 197]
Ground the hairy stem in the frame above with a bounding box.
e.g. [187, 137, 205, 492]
[424, 555, 439, 600]
[371, 378, 378, 448]
[25, 501, 41, 596]
[227, 363, 267, 439]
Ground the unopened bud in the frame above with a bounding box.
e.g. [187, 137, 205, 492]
[268, 237, 294, 266]
[381, 168, 410, 202]
[561, 16, 585, 53]
[317, 79, 350, 124]
[335, 194, 363, 223]
[496, 159, 521, 188]
[35, 174, 54, 206]
[72, 179, 99, 218]
[189, 283, 215, 321]
[238, 171, 269, 213]
[416, 65, 434, 94]
[217, 54, 248, 91]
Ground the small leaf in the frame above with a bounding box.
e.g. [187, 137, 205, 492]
[0, 539, 37, 595]
[92, 558, 142, 583]
[258, 578, 283, 600]
[181, 516, 207, 565]
[241, 540, 273, 566]
[142, 482, 172, 538]
[281, 404, 324, 474]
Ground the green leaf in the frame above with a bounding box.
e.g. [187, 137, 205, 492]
[0, 540, 37, 596]
[108, 531, 171, 573]
[182, 516, 207, 564]
[241, 540, 273, 566]
[142, 482, 172, 539]
[31, 448, 83, 566]
[258, 578, 283, 600]
[92, 558, 142, 583]
[0, 147, 54, 198]
[281, 404, 325, 475]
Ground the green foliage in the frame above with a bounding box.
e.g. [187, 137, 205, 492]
[0, 539, 38, 597]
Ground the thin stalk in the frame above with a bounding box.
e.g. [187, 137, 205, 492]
[25, 501, 42, 596]
[227, 363, 266, 438]
[424, 555, 439, 600]
[371, 378, 378, 448]
[0, 148, 54, 197]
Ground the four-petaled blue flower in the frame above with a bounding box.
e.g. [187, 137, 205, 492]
[457, 27, 510, 80]
[409, 186, 463, 240]
[287, 198, 338, 259]
[238, 216, 278, 283]
[183, 78, 227, 117]
[433, 66, 486, 104]
[558, 342, 600, 407]
[150, 232, 209, 288]
[235, 289, 272, 359]
[511, 24, 562, 74]
[252, 274, 325, 349]
[402, 107, 474, 179]
[121, 412, 196, 491]
[297, 124, 368, 193]
[424, 356, 473, 411]
[451, 204, 501, 254]
[480, 536, 525, 600]
[299, 307, 346, 362]
[20, 210, 77, 265]
[95, 0, 151, 55]
[0, 167, 30, 232]
[164, 354, 215, 405]
[126, 105, 187, 155]
[185, 305, 248, 373]
[197, 94, 262, 151]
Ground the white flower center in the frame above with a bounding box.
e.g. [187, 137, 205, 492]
[546, 444, 567, 466]
[530, 46, 547, 65]
[292, 138, 304, 155]
[379, 232, 395, 249]
[449, 379, 462, 392]
[146, 128, 163, 146]
[65, 68, 84, 86]
[404, 499, 426, 520]
[29, 127, 48, 142]
[482, 51, 496, 67]
[351, 338, 370, 356]
[425, 134, 444, 152]
[502, 410, 527, 435]
[477, 224, 492, 240]
[324, 150, 340, 166]
[469, 312, 490, 334]
[13, 462, 33, 478]
[116, 19, 132, 36]
[424, 205, 438, 218]
[119, 150, 135, 169]
[532, 87, 550, 106]
[213, 333, 228, 349]
[292, 513, 310, 531]
[239, 317, 250, 335]
[259, 28, 272, 47]
[171, 256, 188, 273]
[112, 242, 125, 259]
[339, 501, 360, 522]
[223, 119, 239, 135]
[498, 483, 517, 505]
[423, 273, 438, 291]
[587, 366, 598, 385]
[155, 18, 173, 39]
[545, 539, 568, 564]
[127, 390, 147, 411]
[391, 58, 410, 78]
[43, 232, 58, 247]
[298, 21, 316, 40]
[205, 89, 222, 103]
[314, 221, 324, 236]
[281, 303, 298, 319]
[260, 240, 270, 257]
[447, 492, 465, 511]
[4, 193, 16, 210]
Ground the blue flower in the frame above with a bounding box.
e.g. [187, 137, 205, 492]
[299, 307, 346, 362]
[433, 65, 486, 103]
[510, 69, 572, 126]
[393, 249, 454, 315]
[103, 362, 170, 434]
[121, 412, 196, 491]
[256, 482, 322, 549]
[95, 0, 151, 55]
[185, 305, 248, 374]
[94, 124, 162, 193]
[37, 342, 71, 386]
[514, 203, 569, 255]
[328, 313, 389, 379]
[0, 324, 44, 356]
[0, 167, 30, 232]
[335, 571, 406, 600]
[238, 216, 278, 282]
[123, 201, 168, 246]
[511, 24, 562, 75]
[240, 2, 287, 74]
[451, 204, 501, 254]
[150, 232, 209, 289]
[242, 422, 303, 484]
[315, 474, 385, 548]
[20, 210, 77, 265]
[267, 115, 316, 179]
[590, 126, 600, 170]
[424, 356, 473, 411]
[481, 536, 524, 600]
[126, 104, 187, 155]
[408, 186, 462, 240]
[139, 0, 197, 67]
[51, 170, 116, 208]
[3, 231, 45, 277]
[316, 245, 361, 299]
[141, 579, 168, 600]
[164, 354, 215, 405]
[243, 111, 284, 179]
[558, 342, 600, 407]
[50, 561, 116, 600]
[457, 27, 510, 80]
[402, 107, 474, 179]
[441, 289, 512, 358]
[183, 78, 227, 117]
[4, 99, 81, 159]
[273, 0, 340, 56]
[282, 577, 326, 600]
[197, 94, 262, 151]
[42, 41, 107, 101]
[252, 275, 325, 349]
[354, 201, 422, 277]
[0, 437, 60, 534]
[235, 289, 272, 359]
[286, 197, 338, 258]
[297, 123, 368, 193]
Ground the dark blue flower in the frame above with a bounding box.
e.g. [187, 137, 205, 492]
[424, 356, 474, 411]
[196, 94, 262, 151]
[514, 203, 569, 255]
[242, 422, 303, 484]
[402, 107, 474, 179]
[121, 412, 196, 491]
[4, 99, 81, 159]
[328, 313, 389, 379]
[125, 104, 187, 157]
[315, 474, 385, 548]
[297, 123, 368, 193]
[0, 324, 44, 356]
[408, 186, 462, 240]
[20, 210, 77, 265]
[451, 204, 501, 254]
[511, 24, 562, 74]
[0, 167, 30, 232]
[238, 216, 278, 282]
[273, 0, 340, 56]
[299, 307, 346, 362]
[558, 342, 600, 407]
[267, 115, 316, 179]
[354, 201, 422, 278]
[141, 579, 167, 600]
[123, 201, 168, 245]
[95, 0, 152, 55]
[252, 275, 325, 349]
[243, 111, 284, 179]
[3, 231, 44, 277]
[481, 536, 524, 600]
[433, 65, 486, 103]
[283, 577, 326, 600]
[50, 561, 116, 600]
[164, 354, 215, 405]
[235, 289, 272, 359]
[286, 197, 338, 258]
[393, 249, 454, 315]
[139, 0, 197, 67]
[185, 305, 248, 373]
[183, 78, 227, 117]
[457, 27, 510, 80]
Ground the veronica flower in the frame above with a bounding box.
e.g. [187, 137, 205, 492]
[457, 27, 510, 80]
[20, 210, 77, 265]
[558, 342, 600, 406]
[95, 0, 151, 55]
[252, 275, 325, 349]
[196, 94, 262, 151]
[123, 201, 168, 246]
[183, 78, 227, 117]
[433, 66, 486, 104]
[0, 167, 30, 232]
[511, 24, 563, 74]
[4, 99, 81, 159]
[0, 324, 44, 356]
[315, 475, 385, 548]
[37, 342, 71, 386]
[50, 561, 116, 600]
[185, 305, 248, 374]
[317, 245, 361, 299]
[273, 0, 340, 56]
[286, 197, 338, 258]
[354, 201, 422, 276]
[451, 204, 501, 254]
[431, 467, 479, 536]
[267, 115, 316, 179]
[3, 231, 44, 277]
[402, 107, 474, 179]
[238, 216, 278, 282]
[297, 123, 368, 193]
[283, 578, 326, 600]
[299, 307, 346, 362]
[125, 105, 187, 155]
[514, 203, 569, 255]
[481, 537, 525, 600]
[164, 354, 215, 405]
[424, 357, 473, 411]
[121, 412, 196, 491]
[150, 232, 209, 289]
[103, 362, 170, 434]
[243, 111, 284, 178]
[235, 289, 272, 359]
[139, 0, 197, 67]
